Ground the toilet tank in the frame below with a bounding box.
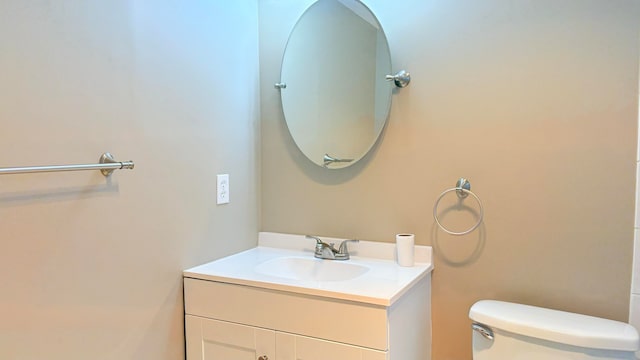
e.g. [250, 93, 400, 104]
[469, 300, 639, 360]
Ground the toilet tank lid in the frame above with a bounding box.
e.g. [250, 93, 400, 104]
[469, 300, 640, 352]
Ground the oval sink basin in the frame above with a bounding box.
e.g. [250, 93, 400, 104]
[254, 256, 369, 282]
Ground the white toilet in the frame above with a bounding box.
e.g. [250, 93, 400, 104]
[469, 300, 640, 359]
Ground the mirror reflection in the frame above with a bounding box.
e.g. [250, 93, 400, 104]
[280, 0, 392, 169]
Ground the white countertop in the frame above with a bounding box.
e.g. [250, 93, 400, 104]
[184, 232, 433, 306]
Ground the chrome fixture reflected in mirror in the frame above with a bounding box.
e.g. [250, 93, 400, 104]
[323, 153, 354, 168]
[278, 0, 409, 169]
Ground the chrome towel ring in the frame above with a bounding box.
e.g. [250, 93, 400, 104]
[433, 178, 484, 236]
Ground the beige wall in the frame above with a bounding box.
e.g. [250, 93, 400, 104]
[630, 46, 640, 339]
[0, 1, 259, 359]
[260, 1, 640, 359]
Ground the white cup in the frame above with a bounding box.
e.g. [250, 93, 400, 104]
[396, 233, 415, 267]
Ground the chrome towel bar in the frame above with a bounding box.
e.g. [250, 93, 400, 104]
[0, 152, 134, 177]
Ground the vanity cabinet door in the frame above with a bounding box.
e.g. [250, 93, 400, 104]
[186, 315, 275, 360]
[275, 332, 387, 360]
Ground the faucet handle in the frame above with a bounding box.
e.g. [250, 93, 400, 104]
[307, 235, 337, 253]
[338, 239, 359, 255]
[306, 235, 323, 245]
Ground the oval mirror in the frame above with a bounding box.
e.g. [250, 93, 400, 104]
[279, 0, 392, 169]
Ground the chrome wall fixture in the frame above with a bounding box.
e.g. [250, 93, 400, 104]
[385, 70, 411, 88]
[433, 178, 484, 235]
[0, 152, 134, 177]
[323, 153, 354, 168]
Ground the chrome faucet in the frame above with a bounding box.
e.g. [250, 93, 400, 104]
[306, 235, 359, 260]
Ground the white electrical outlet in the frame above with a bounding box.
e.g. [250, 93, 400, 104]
[216, 174, 229, 204]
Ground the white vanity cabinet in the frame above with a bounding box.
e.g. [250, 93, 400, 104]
[184, 275, 430, 360]
[186, 315, 385, 360]
[185, 316, 275, 360]
[183, 232, 433, 360]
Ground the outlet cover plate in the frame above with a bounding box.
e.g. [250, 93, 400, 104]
[217, 174, 229, 204]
